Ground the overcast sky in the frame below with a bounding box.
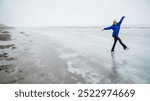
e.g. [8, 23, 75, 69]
[0, 0, 150, 27]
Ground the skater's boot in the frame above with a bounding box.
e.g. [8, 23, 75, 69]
[124, 47, 129, 51]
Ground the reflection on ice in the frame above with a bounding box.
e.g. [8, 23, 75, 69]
[111, 53, 118, 73]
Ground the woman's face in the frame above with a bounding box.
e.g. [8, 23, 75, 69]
[113, 19, 117, 25]
[113, 21, 117, 25]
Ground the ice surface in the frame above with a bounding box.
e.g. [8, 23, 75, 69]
[1, 27, 150, 83]
[29, 27, 150, 83]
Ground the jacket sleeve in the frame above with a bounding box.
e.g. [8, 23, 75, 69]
[118, 16, 125, 26]
[104, 25, 113, 30]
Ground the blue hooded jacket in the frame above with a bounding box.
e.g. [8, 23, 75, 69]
[104, 16, 125, 37]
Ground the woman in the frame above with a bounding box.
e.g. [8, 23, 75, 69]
[102, 16, 128, 52]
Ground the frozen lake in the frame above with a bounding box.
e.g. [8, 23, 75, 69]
[1, 27, 150, 83]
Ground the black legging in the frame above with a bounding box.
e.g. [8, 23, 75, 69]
[111, 36, 127, 52]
